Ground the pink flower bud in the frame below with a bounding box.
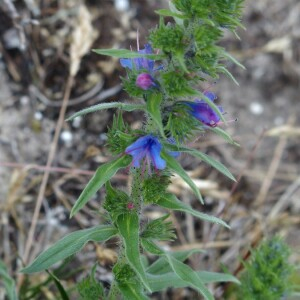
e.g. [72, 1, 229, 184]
[136, 73, 156, 90]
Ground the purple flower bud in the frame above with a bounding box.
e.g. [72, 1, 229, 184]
[183, 92, 223, 127]
[125, 135, 166, 170]
[136, 73, 156, 90]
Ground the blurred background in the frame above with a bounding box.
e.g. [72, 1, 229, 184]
[0, 0, 299, 299]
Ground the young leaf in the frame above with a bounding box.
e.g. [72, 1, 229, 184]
[147, 270, 239, 292]
[92, 48, 163, 60]
[46, 270, 70, 300]
[116, 213, 152, 293]
[161, 152, 204, 204]
[146, 249, 204, 275]
[217, 65, 239, 85]
[21, 225, 117, 273]
[66, 102, 146, 121]
[0, 260, 17, 300]
[166, 255, 214, 300]
[157, 193, 230, 228]
[197, 271, 240, 285]
[164, 144, 236, 181]
[146, 93, 165, 137]
[70, 155, 131, 217]
[118, 283, 150, 300]
[208, 126, 240, 146]
[154, 9, 186, 19]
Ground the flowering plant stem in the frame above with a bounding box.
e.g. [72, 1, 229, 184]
[21, 1, 245, 299]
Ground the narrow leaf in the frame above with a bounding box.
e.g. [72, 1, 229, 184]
[197, 271, 240, 285]
[0, 260, 17, 300]
[221, 50, 245, 69]
[146, 249, 204, 275]
[154, 9, 185, 19]
[70, 155, 131, 217]
[141, 239, 165, 256]
[146, 93, 165, 137]
[116, 213, 152, 292]
[118, 283, 150, 300]
[218, 66, 239, 85]
[164, 144, 236, 181]
[166, 255, 214, 300]
[21, 225, 117, 273]
[208, 126, 239, 146]
[161, 152, 204, 204]
[66, 102, 146, 121]
[157, 193, 229, 228]
[46, 270, 70, 300]
[92, 49, 163, 60]
[147, 270, 239, 292]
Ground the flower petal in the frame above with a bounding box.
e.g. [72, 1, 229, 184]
[148, 140, 166, 170]
[120, 58, 133, 69]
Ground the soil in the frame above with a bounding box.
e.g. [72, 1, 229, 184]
[0, 0, 299, 299]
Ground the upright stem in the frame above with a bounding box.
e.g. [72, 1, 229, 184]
[107, 168, 144, 299]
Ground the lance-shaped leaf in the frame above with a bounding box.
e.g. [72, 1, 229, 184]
[164, 144, 236, 181]
[155, 9, 186, 19]
[147, 271, 239, 292]
[146, 93, 165, 137]
[116, 213, 152, 292]
[146, 249, 204, 275]
[217, 65, 239, 86]
[66, 102, 146, 121]
[118, 283, 150, 300]
[165, 255, 214, 300]
[0, 260, 17, 300]
[161, 152, 204, 204]
[157, 193, 229, 228]
[70, 155, 131, 217]
[208, 126, 240, 146]
[46, 270, 70, 300]
[21, 225, 118, 273]
[92, 48, 164, 60]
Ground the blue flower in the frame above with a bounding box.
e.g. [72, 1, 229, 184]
[125, 135, 166, 170]
[183, 92, 224, 127]
[120, 44, 154, 72]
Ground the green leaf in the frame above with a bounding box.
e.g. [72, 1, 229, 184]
[147, 271, 239, 292]
[166, 255, 214, 300]
[141, 239, 165, 256]
[118, 283, 150, 300]
[157, 193, 230, 228]
[146, 93, 165, 137]
[146, 249, 204, 275]
[164, 144, 236, 181]
[208, 126, 240, 146]
[161, 152, 204, 204]
[66, 102, 146, 121]
[154, 9, 186, 19]
[221, 50, 245, 70]
[116, 213, 152, 292]
[218, 65, 239, 85]
[46, 270, 70, 300]
[70, 155, 131, 217]
[0, 260, 17, 300]
[196, 271, 240, 285]
[92, 49, 164, 60]
[21, 225, 117, 273]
